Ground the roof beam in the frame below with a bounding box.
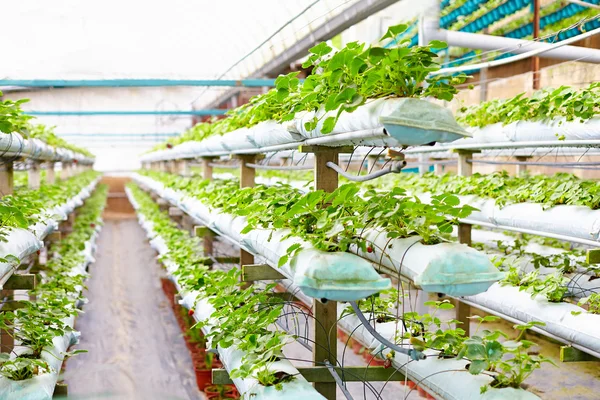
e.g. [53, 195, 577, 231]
[26, 110, 228, 116]
[208, 0, 401, 108]
[0, 79, 277, 88]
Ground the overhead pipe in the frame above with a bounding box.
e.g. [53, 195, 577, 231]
[420, 13, 600, 63]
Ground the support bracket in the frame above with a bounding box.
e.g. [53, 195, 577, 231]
[241, 264, 286, 282]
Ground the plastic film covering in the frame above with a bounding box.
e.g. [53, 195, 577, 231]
[0, 229, 43, 285]
[467, 118, 600, 143]
[462, 284, 600, 357]
[352, 229, 502, 296]
[0, 132, 93, 163]
[290, 98, 469, 144]
[243, 227, 392, 301]
[337, 305, 540, 400]
[139, 98, 469, 162]
[416, 192, 600, 243]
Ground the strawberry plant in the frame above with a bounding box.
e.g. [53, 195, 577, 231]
[149, 28, 467, 152]
[457, 82, 600, 127]
[578, 293, 600, 314]
[0, 185, 107, 380]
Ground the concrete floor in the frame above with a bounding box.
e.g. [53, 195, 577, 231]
[63, 218, 203, 400]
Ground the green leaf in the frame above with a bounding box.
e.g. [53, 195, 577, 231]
[380, 23, 408, 42]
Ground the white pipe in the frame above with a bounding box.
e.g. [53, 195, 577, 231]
[424, 19, 600, 75]
[568, 0, 600, 9]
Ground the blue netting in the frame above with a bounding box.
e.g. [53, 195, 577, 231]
[460, 0, 529, 33]
[505, 0, 600, 39]
[440, 0, 487, 28]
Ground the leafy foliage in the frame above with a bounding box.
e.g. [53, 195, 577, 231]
[384, 170, 600, 210]
[128, 183, 293, 387]
[151, 31, 466, 152]
[457, 82, 600, 127]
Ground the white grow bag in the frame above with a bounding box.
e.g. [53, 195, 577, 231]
[352, 229, 503, 296]
[0, 229, 43, 285]
[0, 228, 102, 399]
[416, 192, 600, 243]
[179, 294, 325, 400]
[243, 227, 391, 301]
[467, 117, 600, 143]
[290, 98, 469, 146]
[462, 284, 600, 357]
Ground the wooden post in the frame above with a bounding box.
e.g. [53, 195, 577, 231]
[238, 155, 256, 190]
[515, 156, 529, 176]
[0, 159, 14, 351]
[237, 155, 256, 267]
[456, 150, 475, 336]
[202, 157, 214, 181]
[46, 162, 56, 184]
[301, 145, 342, 400]
[0, 160, 14, 196]
[28, 161, 42, 190]
[432, 159, 444, 176]
[532, 0, 541, 91]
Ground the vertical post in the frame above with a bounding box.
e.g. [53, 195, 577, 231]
[0, 160, 13, 353]
[202, 157, 215, 256]
[479, 27, 490, 103]
[515, 156, 529, 176]
[28, 161, 42, 190]
[432, 159, 444, 176]
[418, 154, 429, 176]
[46, 162, 56, 185]
[304, 146, 340, 400]
[202, 157, 214, 181]
[532, 0, 541, 90]
[0, 160, 14, 196]
[456, 150, 475, 337]
[238, 155, 256, 267]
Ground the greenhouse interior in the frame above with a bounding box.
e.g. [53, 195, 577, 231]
[1, 0, 600, 399]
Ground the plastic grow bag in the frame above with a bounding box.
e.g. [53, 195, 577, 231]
[352, 230, 502, 296]
[247, 120, 304, 148]
[0, 319, 79, 400]
[468, 117, 600, 143]
[289, 98, 469, 146]
[416, 192, 600, 243]
[462, 284, 600, 357]
[0, 133, 27, 158]
[0, 228, 43, 286]
[243, 227, 391, 301]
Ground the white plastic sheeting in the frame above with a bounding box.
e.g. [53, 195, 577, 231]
[461, 284, 600, 358]
[353, 230, 503, 296]
[467, 118, 600, 144]
[0, 229, 43, 286]
[336, 305, 540, 400]
[0, 132, 94, 164]
[415, 192, 600, 244]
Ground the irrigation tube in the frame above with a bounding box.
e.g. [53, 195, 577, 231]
[405, 139, 600, 154]
[246, 163, 314, 171]
[349, 301, 426, 361]
[326, 160, 406, 182]
[431, 25, 600, 75]
[567, 0, 600, 9]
